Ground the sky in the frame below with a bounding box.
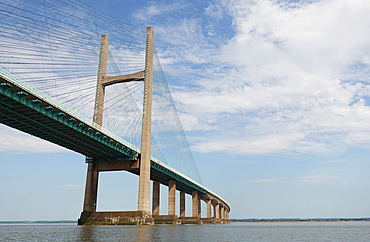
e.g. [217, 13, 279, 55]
[2, 0, 370, 220]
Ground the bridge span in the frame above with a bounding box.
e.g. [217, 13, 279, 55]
[0, 0, 230, 225]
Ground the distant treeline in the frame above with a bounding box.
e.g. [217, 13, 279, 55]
[231, 218, 370, 222]
[2, 219, 370, 223]
[0, 220, 77, 224]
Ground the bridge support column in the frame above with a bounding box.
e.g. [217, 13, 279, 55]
[215, 203, 220, 219]
[138, 27, 154, 215]
[180, 191, 185, 217]
[192, 191, 198, 217]
[152, 181, 160, 215]
[82, 163, 99, 211]
[207, 200, 212, 218]
[198, 199, 201, 218]
[168, 180, 176, 216]
[221, 206, 224, 220]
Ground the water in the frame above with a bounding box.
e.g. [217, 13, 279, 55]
[1, 222, 370, 241]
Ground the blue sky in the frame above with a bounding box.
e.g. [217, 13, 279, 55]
[2, 0, 370, 220]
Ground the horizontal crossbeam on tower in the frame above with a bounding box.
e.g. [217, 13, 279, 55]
[102, 70, 145, 86]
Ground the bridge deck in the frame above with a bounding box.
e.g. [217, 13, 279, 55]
[0, 69, 229, 210]
[0, 77, 136, 159]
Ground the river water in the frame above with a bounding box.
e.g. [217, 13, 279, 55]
[1, 222, 370, 241]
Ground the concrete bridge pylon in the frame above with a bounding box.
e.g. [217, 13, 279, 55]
[78, 27, 154, 225]
[76, 27, 230, 225]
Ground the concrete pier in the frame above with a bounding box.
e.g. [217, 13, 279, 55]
[215, 203, 220, 219]
[207, 200, 212, 218]
[78, 211, 155, 225]
[198, 199, 201, 218]
[152, 181, 160, 215]
[152, 180, 178, 224]
[192, 191, 198, 217]
[168, 180, 176, 215]
[180, 191, 185, 217]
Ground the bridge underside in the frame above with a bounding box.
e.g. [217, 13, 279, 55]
[0, 76, 206, 196]
[0, 76, 136, 159]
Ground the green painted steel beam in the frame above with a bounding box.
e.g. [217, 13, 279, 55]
[0, 78, 137, 159]
[150, 161, 207, 194]
[0, 106, 113, 157]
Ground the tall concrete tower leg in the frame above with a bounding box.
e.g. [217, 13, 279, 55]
[138, 27, 154, 215]
[83, 163, 99, 211]
[82, 35, 108, 213]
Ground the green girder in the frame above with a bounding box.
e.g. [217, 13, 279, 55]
[0, 79, 137, 159]
[151, 161, 207, 194]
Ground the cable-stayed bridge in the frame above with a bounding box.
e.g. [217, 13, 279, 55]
[0, 0, 230, 224]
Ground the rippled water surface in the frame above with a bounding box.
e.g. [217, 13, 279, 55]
[1, 222, 370, 241]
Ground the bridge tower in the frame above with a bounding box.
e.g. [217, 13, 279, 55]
[78, 27, 154, 224]
[138, 27, 154, 215]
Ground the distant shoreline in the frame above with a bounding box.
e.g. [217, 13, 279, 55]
[230, 218, 370, 223]
[2, 219, 370, 224]
[0, 221, 77, 224]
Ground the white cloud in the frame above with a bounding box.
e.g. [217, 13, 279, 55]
[178, 113, 213, 131]
[133, 2, 189, 22]
[102, 0, 370, 156]
[194, 132, 304, 154]
[0, 124, 68, 154]
[159, 0, 370, 155]
[297, 174, 341, 185]
[205, 3, 224, 19]
[322, 159, 347, 164]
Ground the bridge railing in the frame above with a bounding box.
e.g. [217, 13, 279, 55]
[0, 67, 140, 153]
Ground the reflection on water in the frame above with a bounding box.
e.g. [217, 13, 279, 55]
[1, 222, 370, 241]
[136, 224, 150, 241]
[78, 225, 96, 241]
